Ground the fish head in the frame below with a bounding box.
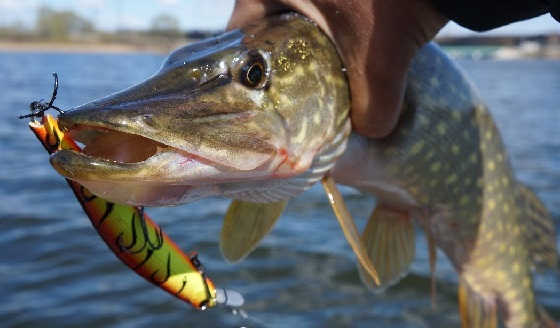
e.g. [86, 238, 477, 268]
[51, 13, 350, 206]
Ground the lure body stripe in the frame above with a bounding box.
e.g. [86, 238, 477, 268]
[29, 115, 216, 309]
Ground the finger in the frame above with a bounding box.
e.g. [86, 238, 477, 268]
[228, 1, 332, 37]
[350, 65, 407, 138]
[340, 0, 446, 138]
[227, 0, 287, 30]
[349, 22, 412, 139]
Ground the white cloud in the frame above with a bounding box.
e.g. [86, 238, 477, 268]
[157, 0, 179, 6]
[179, 0, 234, 30]
[0, 0, 30, 9]
[0, 0, 35, 27]
[78, 0, 107, 9]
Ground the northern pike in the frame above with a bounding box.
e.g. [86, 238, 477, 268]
[46, 13, 557, 327]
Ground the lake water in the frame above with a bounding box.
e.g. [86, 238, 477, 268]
[0, 50, 559, 327]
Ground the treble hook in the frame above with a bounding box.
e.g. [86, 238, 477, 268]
[19, 72, 65, 119]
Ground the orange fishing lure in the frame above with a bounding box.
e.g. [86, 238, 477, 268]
[29, 114, 217, 309]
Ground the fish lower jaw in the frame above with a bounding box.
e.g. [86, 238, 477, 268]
[50, 147, 208, 182]
[77, 179, 222, 206]
[50, 148, 287, 206]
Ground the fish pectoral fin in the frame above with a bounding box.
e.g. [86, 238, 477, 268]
[321, 175, 381, 286]
[358, 204, 415, 292]
[220, 200, 287, 263]
[458, 279, 497, 328]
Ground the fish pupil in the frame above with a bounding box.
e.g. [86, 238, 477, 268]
[243, 62, 264, 87]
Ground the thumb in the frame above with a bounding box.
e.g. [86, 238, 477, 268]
[227, 0, 287, 30]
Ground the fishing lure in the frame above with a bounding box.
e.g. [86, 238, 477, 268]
[29, 114, 219, 309]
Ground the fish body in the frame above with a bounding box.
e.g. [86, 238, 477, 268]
[48, 13, 557, 327]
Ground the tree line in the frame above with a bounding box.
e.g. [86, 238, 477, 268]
[1, 6, 186, 41]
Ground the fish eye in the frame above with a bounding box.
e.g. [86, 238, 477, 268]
[239, 51, 268, 89]
[243, 62, 264, 87]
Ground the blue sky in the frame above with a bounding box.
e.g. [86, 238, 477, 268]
[1, 0, 559, 36]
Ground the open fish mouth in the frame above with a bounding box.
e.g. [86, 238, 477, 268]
[70, 125, 178, 165]
[48, 121, 285, 206]
[50, 124, 218, 183]
[49, 124, 240, 206]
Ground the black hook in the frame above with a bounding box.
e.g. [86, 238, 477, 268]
[19, 72, 65, 119]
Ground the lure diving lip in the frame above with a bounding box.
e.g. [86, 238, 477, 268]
[28, 114, 243, 310]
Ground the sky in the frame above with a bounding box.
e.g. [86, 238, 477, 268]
[0, 0, 559, 36]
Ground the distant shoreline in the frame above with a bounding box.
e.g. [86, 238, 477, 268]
[0, 41, 185, 54]
[2, 40, 559, 60]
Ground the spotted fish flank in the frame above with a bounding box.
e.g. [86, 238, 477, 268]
[333, 44, 558, 327]
[44, 14, 557, 327]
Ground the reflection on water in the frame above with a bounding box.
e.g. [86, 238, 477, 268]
[0, 51, 558, 327]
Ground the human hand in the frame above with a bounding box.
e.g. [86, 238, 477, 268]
[228, 0, 448, 138]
